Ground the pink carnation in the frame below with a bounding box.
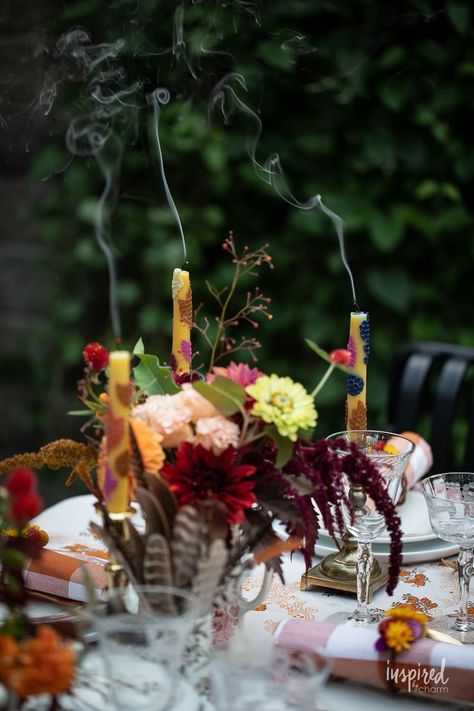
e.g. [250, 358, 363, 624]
[194, 416, 240, 455]
[133, 393, 194, 447]
[133, 385, 219, 447]
[180, 383, 219, 420]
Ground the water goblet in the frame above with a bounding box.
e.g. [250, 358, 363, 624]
[325, 430, 414, 625]
[421, 472, 474, 643]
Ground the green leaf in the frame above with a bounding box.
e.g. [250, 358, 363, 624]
[192, 376, 246, 416]
[68, 410, 94, 417]
[133, 338, 145, 355]
[446, 2, 471, 34]
[133, 354, 180, 395]
[264, 424, 294, 467]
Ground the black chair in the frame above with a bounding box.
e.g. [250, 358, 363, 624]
[387, 342, 474, 474]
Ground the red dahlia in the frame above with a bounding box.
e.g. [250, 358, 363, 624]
[161, 444, 257, 524]
[83, 342, 109, 371]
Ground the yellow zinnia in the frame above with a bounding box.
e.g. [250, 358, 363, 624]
[246, 374, 317, 441]
[385, 606, 429, 625]
[384, 620, 415, 652]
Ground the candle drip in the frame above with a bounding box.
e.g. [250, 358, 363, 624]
[148, 88, 188, 264]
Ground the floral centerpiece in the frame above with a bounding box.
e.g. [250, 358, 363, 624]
[0, 235, 402, 623]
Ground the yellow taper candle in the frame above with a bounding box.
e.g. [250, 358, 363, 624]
[171, 267, 192, 376]
[104, 350, 131, 513]
[345, 311, 370, 430]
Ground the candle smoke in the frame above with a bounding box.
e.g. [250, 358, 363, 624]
[148, 88, 188, 264]
[210, 72, 358, 305]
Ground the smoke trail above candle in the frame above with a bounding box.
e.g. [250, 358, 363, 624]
[52, 28, 139, 340]
[209, 72, 358, 305]
[148, 88, 188, 264]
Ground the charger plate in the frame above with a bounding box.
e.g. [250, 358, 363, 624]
[315, 490, 458, 564]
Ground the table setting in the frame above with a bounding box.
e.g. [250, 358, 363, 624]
[0, 223, 473, 710]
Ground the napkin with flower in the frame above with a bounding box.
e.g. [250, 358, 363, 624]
[275, 609, 473, 703]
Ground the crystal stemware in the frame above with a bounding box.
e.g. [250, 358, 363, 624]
[325, 430, 414, 625]
[92, 585, 197, 710]
[421, 472, 474, 643]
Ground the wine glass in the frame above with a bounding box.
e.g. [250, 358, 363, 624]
[421, 472, 474, 643]
[325, 431, 415, 625]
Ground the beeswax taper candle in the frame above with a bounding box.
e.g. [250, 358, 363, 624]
[345, 311, 370, 431]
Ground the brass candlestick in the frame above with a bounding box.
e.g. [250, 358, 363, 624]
[103, 511, 132, 591]
[300, 485, 388, 600]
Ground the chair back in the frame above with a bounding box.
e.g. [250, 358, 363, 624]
[387, 342, 474, 474]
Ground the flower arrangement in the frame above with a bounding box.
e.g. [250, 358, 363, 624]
[0, 234, 403, 614]
[0, 469, 76, 706]
[375, 606, 428, 654]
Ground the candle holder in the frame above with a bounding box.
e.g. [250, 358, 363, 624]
[300, 495, 388, 601]
[102, 510, 133, 591]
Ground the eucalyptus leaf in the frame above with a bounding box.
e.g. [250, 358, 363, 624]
[133, 338, 145, 355]
[192, 376, 246, 416]
[134, 353, 180, 395]
[264, 424, 294, 468]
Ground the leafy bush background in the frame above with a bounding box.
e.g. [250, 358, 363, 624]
[6, 0, 474, 462]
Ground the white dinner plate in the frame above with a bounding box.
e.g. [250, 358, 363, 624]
[318, 490, 435, 544]
[315, 490, 459, 564]
[315, 534, 458, 564]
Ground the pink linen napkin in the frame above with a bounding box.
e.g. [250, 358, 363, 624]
[26, 495, 109, 603]
[24, 548, 107, 603]
[274, 619, 473, 704]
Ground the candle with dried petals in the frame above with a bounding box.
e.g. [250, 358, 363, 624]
[103, 350, 130, 513]
[345, 311, 370, 430]
[172, 268, 192, 376]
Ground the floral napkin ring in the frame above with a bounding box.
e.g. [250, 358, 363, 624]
[375, 606, 428, 654]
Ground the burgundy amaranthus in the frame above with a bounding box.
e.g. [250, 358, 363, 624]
[331, 439, 403, 596]
[253, 438, 402, 596]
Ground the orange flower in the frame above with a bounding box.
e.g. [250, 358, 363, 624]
[129, 419, 165, 473]
[0, 626, 75, 698]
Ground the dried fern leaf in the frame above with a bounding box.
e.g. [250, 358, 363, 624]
[192, 539, 227, 617]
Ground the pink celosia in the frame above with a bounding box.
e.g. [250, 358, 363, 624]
[208, 361, 262, 387]
[194, 416, 240, 455]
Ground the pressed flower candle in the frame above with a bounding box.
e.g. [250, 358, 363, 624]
[171, 268, 192, 376]
[104, 351, 130, 513]
[345, 311, 370, 430]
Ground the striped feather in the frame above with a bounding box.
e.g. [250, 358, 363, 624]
[143, 533, 177, 614]
[192, 539, 227, 617]
[135, 486, 171, 539]
[171, 506, 202, 587]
